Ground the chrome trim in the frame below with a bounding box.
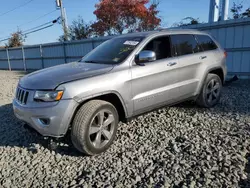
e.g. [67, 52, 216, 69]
[15, 87, 29, 105]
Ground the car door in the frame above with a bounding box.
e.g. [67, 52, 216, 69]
[195, 34, 222, 66]
[131, 35, 180, 115]
[170, 34, 203, 99]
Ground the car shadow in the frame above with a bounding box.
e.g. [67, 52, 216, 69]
[0, 103, 83, 157]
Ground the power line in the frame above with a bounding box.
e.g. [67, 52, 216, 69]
[23, 20, 56, 33]
[0, 0, 36, 17]
[0, 10, 58, 40]
[0, 18, 59, 43]
[24, 24, 54, 35]
[22, 17, 60, 34]
[0, 17, 60, 40]
[0, 24, 54, 43]
[18, 9, 57, 28]
[0, 21, 53, 40]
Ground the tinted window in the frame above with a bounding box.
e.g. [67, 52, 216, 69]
[196, 35, 218, 51]
[171, 34, 200, 56]
[142, 36, 172, 60]
[82, 36, 144, 64]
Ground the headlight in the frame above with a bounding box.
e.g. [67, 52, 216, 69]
[34, 91, 64, 102]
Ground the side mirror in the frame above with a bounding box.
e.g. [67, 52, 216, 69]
[135, 50, 156, 65]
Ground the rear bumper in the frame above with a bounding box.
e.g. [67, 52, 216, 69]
[13, 99, 78, 137]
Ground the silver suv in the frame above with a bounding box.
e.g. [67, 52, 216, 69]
[13, 29, 227, 155]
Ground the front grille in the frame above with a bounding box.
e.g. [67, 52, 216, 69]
[16, 87, 29, 105]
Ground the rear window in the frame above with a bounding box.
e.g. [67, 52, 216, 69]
[195, 35, 218, 51]
[170, 34, 200, 56]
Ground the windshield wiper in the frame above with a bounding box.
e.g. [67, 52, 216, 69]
[84, 60, 100, 64]
[84, 60, 116, 65]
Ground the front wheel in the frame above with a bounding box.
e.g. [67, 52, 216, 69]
[196, 73, 222, 108]
[71, 100, 119, 155]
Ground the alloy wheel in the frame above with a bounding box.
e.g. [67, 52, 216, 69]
[89, 109, 115, 149]
[206, 79, 221, 105]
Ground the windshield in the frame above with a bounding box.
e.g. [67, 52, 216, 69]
[81, 36, 144, 64]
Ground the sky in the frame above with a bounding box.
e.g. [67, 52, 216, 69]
[0, 0, 249, 46]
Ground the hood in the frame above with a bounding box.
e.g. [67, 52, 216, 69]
[19, 62, 114, 90]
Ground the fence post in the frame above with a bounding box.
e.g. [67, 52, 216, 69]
[22, 46, 27, 71]
[6, 48, 11, 71]
[40, 45, 44, 69]
[63, 42, 67, 64]
[91, 39, 95, 50]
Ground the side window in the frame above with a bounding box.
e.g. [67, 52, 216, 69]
[195, 35, 218, 51]
[171, 34, 200, 56]
[142, 36, 172, 60]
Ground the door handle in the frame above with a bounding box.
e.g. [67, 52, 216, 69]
[200, 56, 207, 59]
[167, 62, 177, 66]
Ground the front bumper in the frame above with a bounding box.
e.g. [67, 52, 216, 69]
[13, 99, 78, 137]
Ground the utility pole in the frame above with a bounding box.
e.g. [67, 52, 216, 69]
[56, 0, 69, 41]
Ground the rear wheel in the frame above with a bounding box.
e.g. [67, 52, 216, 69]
[71, 100, 119, 155]
[196, 73, 222, 108]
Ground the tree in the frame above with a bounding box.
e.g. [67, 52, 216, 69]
[230, 2, 243, 19]
[59, 16, 92, 41]
[172, 17, 200, 27]
[230, 2, 250, 19]
[242, 8, 250, 17]
[91, 0, 161, 36]
[183, 17, 200, 25]
[139, 1, 162, 31]
[7, 30, 25, 48]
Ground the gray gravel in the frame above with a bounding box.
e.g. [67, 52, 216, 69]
[0, 70, 250, 188]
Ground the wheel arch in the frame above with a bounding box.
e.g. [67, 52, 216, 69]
[208, 67, 224, 84]
[72, 91, 128, 123]
[197, 66, 224, 96]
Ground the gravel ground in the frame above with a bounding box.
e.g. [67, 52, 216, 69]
[0, 70, 250, 188]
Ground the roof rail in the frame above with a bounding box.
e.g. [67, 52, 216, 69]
[159, 28, 199, 32]
[157, 27, 168, 31]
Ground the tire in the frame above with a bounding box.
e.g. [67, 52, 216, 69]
[196, 73, 222, 108]
[71, 100, 119, 155]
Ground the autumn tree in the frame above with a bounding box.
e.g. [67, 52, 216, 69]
[7, 30, 25, 48]
[91, 0, 161, 36]
[59, 16, 92, 41]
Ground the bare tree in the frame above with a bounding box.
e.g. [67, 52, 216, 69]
[230, 2, 243, 19]
[59, 16, 92, 41]
[172, 17, 200, 27]
[242, 8, 250, 17]
[230, 2, 250, 19]
[6, 30, 25, 48]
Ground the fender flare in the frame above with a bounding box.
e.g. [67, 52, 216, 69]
[197, 66, 224, 95]
[73, 90, 128, 117]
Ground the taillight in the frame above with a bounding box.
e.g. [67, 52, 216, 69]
[224, 51, 227, 58]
